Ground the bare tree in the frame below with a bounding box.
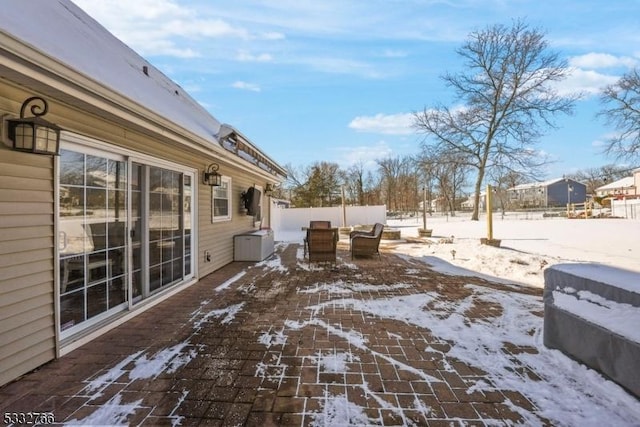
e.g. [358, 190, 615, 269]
[488, 167, 526, 212]
[599, 68, 640, 162]
[376, 156, 419, 214]
[377, 156, 404, 212]
[432, 153, 468, 215]
[417, 152, 439, 213]
[414, 20, 577, 220]
[568, 164, 633, 195]
[363, 170, 382, 206]
[345, 161, 367, 205]
[282, 163, 308, 205]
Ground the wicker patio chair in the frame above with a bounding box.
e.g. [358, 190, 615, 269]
[306, 228, 338, 265]
[304, 220, 332, 258]
[309, 220, 331, 229]
[350, 223, 384, 259]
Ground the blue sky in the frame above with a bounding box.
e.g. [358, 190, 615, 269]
[72, 0, 640, 178]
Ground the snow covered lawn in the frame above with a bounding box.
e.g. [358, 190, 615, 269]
[385, 214, 640, 287]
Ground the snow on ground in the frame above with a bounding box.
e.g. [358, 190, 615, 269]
[292, 280, 640, 426]
[66, 302, 245, 426]
[273, 214, 640, 425]
[277, 213, 640, 288]
[388, 213, 640, 288]
[62, 214, 640, 425]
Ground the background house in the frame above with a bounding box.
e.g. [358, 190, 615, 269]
[594, 170, 639, 199]
[508, 178, 587, 208]
[0, 1, 285, 386]
[460, 191, 487, 211]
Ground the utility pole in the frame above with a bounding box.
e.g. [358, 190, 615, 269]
[486, 184, 493, 241]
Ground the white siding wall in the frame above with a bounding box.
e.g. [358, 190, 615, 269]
[0, 147, 56, 386]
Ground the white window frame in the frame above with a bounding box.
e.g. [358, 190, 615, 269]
[212, 176, 232, 222]
[254, 184, 264, 224]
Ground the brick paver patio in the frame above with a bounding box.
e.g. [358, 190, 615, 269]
[1, 241, 553, 426]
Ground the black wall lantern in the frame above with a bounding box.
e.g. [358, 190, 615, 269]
[265, 183, 274, 195]
[203, 163, 222, 186]
[7, 96, 61, 155]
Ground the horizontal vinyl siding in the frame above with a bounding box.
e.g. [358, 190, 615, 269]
[0, 332, 56, 387]
[0, 235, 52, 255]
[0, 147, 56, 387]
[0, 288, 52, 321]
[0, 313, 54, 359]
[198, 173, 265, 276]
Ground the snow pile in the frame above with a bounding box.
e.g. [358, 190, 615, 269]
[552, 288, 640, 342]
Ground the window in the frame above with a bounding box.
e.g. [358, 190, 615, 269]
[212, 176, 232, 222]
[254, 184, 263, 222]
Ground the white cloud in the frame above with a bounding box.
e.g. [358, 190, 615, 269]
[297, 56, 383, 78]
[231, 81, 261, 92]
[127, 38, 200, 58]
[260, 31, 286, 41]
[554, 68, 619, 97]
[381, 49, 408, 58]
[73, 0, 273, 58]
[236, 51, 274, 62]
[569, 53, 639, 69]
[334, 141, 394, 167]
[348, 113, 415, 135]
[162, 18, 249, 39]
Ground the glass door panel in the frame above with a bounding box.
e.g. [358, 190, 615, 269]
[106, 158, 127, 307]
[130, 163, 143, 301]
[132, 163, 192, 302]
[148, 167, 183, 292]
[184, 175, 192, 277]
[59, 149, 128, 334]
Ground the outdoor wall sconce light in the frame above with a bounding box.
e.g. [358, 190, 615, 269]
[203, 163, 222, 186]
[7, 96, 61, 155]
[265, 183, 274, 195]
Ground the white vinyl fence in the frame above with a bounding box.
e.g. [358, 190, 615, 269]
[611, 198, 640, 220]
[270, 204, 386, 233]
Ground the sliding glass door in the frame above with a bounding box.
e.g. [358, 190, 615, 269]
[58, 145, 195, 337]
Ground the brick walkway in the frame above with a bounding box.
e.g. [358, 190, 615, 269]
[1, 242, 551, 426]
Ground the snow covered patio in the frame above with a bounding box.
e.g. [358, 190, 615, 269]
[1, 239, 639, 426]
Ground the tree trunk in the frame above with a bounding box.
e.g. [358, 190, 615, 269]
[471, 169, 485, 221]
